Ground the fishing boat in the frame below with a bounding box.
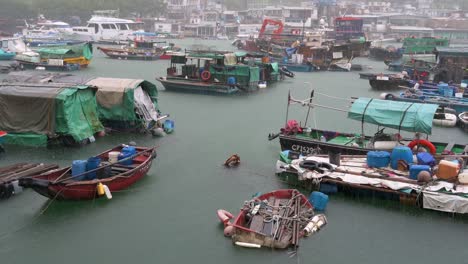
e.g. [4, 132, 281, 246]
[276, 154, 468, 214]
[19, 144, 156, 200]
[97, 32, 181, 60]
[157, 51, 283, 94]
[459, 112, 468, 132]
[16, 42, 93, 71]
[218, 189, 327, 249]
[268, 94, 468, 156]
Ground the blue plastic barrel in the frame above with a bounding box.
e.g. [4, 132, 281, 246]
[367, 151, 390, 168]
[122, 146, 136, 156]
[118, 151, 133, 166]
[390, 146, 413, 169]
[72, 160, 87, 181]
[227, 77, 236, 85]
[163, 119, 175, 134]
[409, 165, 431, 180]
[308, 191, 329, 211]
[443, 86, 454, 97]
[86, 157, 101, 180]
[438, 83, 448, 95]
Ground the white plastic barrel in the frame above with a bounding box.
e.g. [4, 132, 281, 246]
[108, 151, 120, 163]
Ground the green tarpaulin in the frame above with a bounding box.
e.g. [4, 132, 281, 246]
[0, 82, 103, 145]
[85, 78, 159, 122]
[37, 42, 93, 60]
[3, 133, 48, 147]
[348, 98, 438, 134]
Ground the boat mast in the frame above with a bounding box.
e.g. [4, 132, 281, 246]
[285, 90, 291, 127]
[304, 89, 314, 127]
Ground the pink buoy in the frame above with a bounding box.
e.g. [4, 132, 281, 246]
[217, 209, 233, 226]
[96, 130, 106, 137]
[223, 225, 235, 237]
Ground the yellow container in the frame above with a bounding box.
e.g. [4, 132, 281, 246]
[97, 182, 105, 196]
[436, 160, 459, 180]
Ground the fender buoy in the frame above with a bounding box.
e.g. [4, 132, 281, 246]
[217, 209, 233, 226]
[385, 93, 395, 100]
[408, 139, 436, 155]
[201, 71, 211, 81]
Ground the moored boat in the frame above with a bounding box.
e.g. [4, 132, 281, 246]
[269, 94, 468, 156]
[19, 144, 156, 200]
[218, 189, 327, 249]
[276, 153, 468, 214]
[157, 51, 283, 94]
[381, 92, 468, 115]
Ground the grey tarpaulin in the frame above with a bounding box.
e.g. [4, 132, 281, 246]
[0, 83, 64, 134]
[423, 191, 468, 214]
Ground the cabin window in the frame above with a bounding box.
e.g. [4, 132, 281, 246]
[118, 24, 129, 30]
[102, 24, 111, 29]
[109, 24, 117, 29]
[1, 40, 7, 48]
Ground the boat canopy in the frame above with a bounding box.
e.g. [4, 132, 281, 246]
[348, 98, 438, 134]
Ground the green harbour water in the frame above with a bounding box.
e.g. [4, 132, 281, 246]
[1, 39, 467, 264]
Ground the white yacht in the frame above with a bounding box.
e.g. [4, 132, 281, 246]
[65, 15, 143, 43]
[22, 20, 72, 40]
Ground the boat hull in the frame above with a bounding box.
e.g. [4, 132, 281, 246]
[157, 77, 240, 94]
[20, 145, 156, 200]
[277, 128, 468, 156]
[369, 78, 408, 90]
[98, 47, 160, 60]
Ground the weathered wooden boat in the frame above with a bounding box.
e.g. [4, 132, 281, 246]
[97, 46, 161, 60]
[406, 80, 467, 97]
[218, 189, 327, 249]
[459, 112, 468, 133]
[269, 94, 468, 156]
[19, 145, 156, 200]
[368, 75, 409, 90]
[0, 163, 59, 199]
[382, 92, 468, 115]
[276, 154, 468, 214]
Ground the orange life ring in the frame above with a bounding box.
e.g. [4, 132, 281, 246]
[407, 139, 436, 155]
[201, 70, 211, 81]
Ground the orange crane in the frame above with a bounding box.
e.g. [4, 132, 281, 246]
[258, 19, 284, 40]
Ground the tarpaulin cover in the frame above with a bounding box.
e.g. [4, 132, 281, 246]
[85, 78, 159, 121]
[348, 98, 438, 134]
[37, 42, 93, 60]
[3, 133, 48, 147]
[0, 82, 103, 142]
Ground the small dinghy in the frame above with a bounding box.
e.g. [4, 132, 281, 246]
[433, 113, 457, 127]
[459, 112, 468, 132]
[217, 189, 327, 249]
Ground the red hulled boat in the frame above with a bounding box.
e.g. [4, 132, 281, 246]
[19, 145, 156, 200]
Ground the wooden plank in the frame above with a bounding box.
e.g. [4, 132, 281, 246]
[249, 215, 264, 233]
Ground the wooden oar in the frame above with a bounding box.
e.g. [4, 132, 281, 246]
[54, 147, 156, 184]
